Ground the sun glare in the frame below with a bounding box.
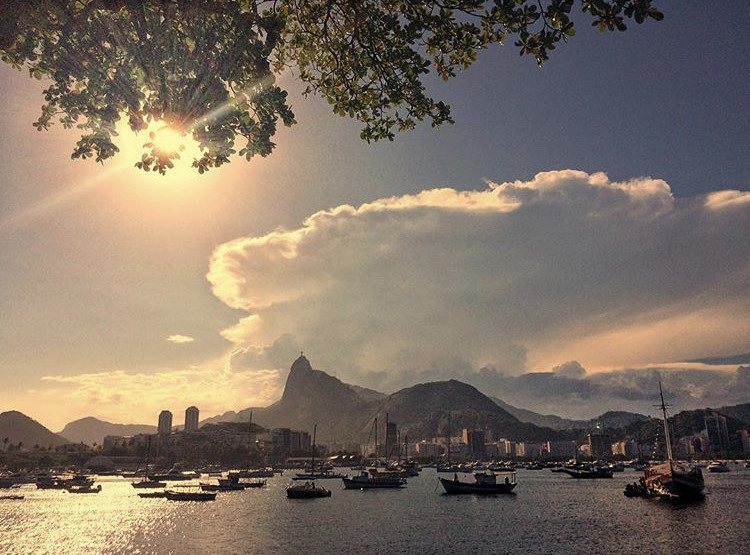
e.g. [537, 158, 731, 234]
[151, 126, 185, 155]
[116, 120, 204, 181]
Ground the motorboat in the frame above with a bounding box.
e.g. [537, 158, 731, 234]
[286, 481, 331, 498]
[440, 472, 517, 494]
[342, 470, 406, 489]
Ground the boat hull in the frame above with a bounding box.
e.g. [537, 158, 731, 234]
[286, 487, 331, 498]
[342, 478, 405, 489]
[561, 468, 613, 479]
[439, 478, 516, 495]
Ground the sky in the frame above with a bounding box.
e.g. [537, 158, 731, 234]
[1, 2, 749, 430]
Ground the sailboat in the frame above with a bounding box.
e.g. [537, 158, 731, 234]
[287, 424, 331, 499]
[132, 436, 166, 489]
[436, 412, 459, 473]
[627, 382, 704, 501]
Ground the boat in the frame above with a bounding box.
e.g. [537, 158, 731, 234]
[242, 479, 266, 488]
[35, 475, 69, 489]
[132, 437, 167, 488]
[286, 424, 332, 499]
[164, 489, 216, 501]
[436, 413, 459, 473]
[707, 461, 730, 473]
[286, 480, 332, 498]
[561, 464, 613, 479]
[626, 382, 704, 501]
[200, 475, 247, 491]
[66, 484, 102, 494]
[0, 494, 25, 500]
[138, 491, 168, 498]
[151, 464, 201, 481]
[440, 472, 517, 494]
[342, 470, 406, 489]
[293, 469, 345, 480]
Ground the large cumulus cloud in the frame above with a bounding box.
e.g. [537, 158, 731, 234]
[207, 170, 750, 402]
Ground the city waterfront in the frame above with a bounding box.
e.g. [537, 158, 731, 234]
[2, 467, 748, 555]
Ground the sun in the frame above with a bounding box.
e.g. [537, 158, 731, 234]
[151, 125, 186, 155]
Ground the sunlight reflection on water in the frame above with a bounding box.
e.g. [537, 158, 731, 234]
[1, 469, 749, 555]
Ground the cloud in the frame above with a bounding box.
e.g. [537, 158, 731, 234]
[35, 365, 283, 429]
[206, 169, 750, 388]
[165, 334, 195, 344]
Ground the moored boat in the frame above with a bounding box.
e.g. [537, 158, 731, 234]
[342, 470, 406, 489]
[561, 464, 613, 479]
[138, 491, 168, 499]
[66, 484, 102, 494]
[286, 481, 331, 498]
[707, 461, 730, 473]
[164, 489, 216, 501]
[439, 472, 517, 495]
[626, 382, 704, 501]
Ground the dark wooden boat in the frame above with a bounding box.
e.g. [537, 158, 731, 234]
[561, 466, 613, 479]
[286, 481, 331, 498]
[138, 491, 168, 498]
[66, 484, 102, 493]
[242, 480, 266, 488]
[0, 494, 25, 500]
[440, 472, 516, 495]
[164, 489, 216, 501]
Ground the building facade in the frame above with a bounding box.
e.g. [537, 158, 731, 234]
[184, 406, 199, 433]
[158, 410, 173, 435]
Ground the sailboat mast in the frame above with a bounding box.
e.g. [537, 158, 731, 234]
[385, 412, 389, 463]
[374, 417, 378, 464]
[447, 412, 452, 466]
[658, 381, 674, 462]
[311, 424, 317, 470]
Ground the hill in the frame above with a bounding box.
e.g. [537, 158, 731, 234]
[246, 354, 382, 441]
[58, 417, 157, 445]
[0, 410, 68, 449]
[367, 380, 564, 442]
[718, 402, 750, 424]
[492, 397, 647, 430]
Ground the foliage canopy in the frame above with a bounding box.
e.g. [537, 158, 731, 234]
[0, 0, 662, 174]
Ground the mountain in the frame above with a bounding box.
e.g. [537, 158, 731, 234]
[492, 397, 647, 431]
[367, 380, 563, 442]
[245, 354, 382, 441]
[0, 410, 68, 448]
[58, 417, 157, 445]
[718, 402, 750, 424]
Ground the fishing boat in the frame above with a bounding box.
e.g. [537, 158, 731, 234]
[286, 424, 332, 499]
[342, 470, 406, 489]
[200, 475, 246, 491]
[707, 461, 730, 473]
[625, 382, 704, 501]
[440, 472, 517, 494]
[164, 489, 216, 501]
[0, 494, 25, 500]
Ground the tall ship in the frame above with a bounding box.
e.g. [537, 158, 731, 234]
[627, 382, 704, 501]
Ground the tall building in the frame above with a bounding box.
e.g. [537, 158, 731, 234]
[588, 433, 612, 460]
[185, 406, 199, 433]
[462, 429, 486, 459]
[158, 410, 173, 435]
